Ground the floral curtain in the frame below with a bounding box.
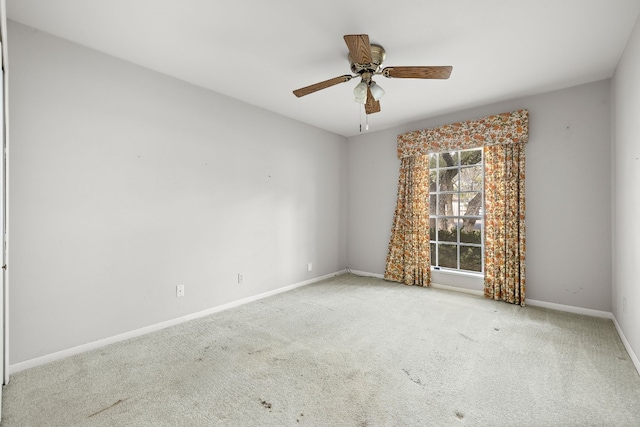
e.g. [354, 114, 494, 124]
[396, 110, 528, 158]
[384, 110, 528, 304]
[484, 143, 526, 305]
[384, 155, 431, 286]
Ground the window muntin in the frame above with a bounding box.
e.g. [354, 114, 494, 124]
[429, 148, 484, 273]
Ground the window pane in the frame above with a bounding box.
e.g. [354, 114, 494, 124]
[459, 166, 483, 191]
[429, 154, 438, 169]
[438, 152, 458, 168]
[437, 194, 455, 216]
[460, 246, 482, 272]
[439, 170, 457, 193]
[459, 192, 481, 216]
[460, 149, 482, 166]
[437, 218, 457, 242]
[430, 243, 436, 266]
[438, 244, 458, 269]
[460, 220, 482, 244]
[452, 194, 460, 216]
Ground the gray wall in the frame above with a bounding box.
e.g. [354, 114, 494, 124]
[347, 80, 612, 312]
[8, 22, 348, 364]
[612, 14, 640, 365]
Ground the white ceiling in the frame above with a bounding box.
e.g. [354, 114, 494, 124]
[7, 1, 640, 137]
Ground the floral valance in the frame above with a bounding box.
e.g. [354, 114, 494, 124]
[397, 109, 529, 159]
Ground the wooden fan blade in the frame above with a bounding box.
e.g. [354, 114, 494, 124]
[293, 75, 353, 97]
[382, 66, 453, 79]
[365, 87, 381, 114]
[344, 34, 372, 65]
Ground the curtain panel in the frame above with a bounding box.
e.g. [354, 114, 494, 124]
[384, 155, 431, 286]
[384, 109, 528, 304]
[484, 143, 526, 305]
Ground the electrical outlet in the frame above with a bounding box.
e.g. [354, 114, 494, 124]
[238, 273, 244, 284]
[307, 262, 313, 272]
[176, 284, 185, 297]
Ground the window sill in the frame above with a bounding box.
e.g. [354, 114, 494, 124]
[430, 267, 484, 292]
[431, 267, 484, 279]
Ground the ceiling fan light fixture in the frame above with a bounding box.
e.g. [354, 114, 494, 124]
[369, 81, 385, 101]
[353, 81, 368, 104]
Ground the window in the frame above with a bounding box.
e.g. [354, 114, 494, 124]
[429, 148, 484, 273]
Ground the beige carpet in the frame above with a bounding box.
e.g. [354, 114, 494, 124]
[2, 273, 640, 426]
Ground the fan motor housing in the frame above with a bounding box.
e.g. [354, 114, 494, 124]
[349, 44, 386, 74]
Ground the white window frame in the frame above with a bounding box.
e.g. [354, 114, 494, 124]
[429, 148, 485, 275]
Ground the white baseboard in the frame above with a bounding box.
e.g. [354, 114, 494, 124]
[9, 270, 347, 375]
[611, 315, 640, 376]
[346, 269, 384, 279]
[525, 299, 613, 319]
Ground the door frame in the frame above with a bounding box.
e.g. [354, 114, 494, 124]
[1, 0, 9, 390]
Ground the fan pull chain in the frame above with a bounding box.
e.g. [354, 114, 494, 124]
[358, 105, 370, 132]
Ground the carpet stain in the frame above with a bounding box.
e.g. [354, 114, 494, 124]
[248, 347, 268, 355]
[459, 333, 476, 342]
[494, 327, 500, 331]
[402, 368, 423, 386]
[260, 399, 272, 410]
[455, 410, 465, 420]
[88, 398, 127, 418]
[196, 344, 212, 362]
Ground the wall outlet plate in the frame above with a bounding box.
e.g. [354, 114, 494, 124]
[307, 262, 313, 272]
[238, 273, 244, 284]
[176, 284, 185, 297]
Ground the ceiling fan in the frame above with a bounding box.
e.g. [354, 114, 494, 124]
[293, 34, 453, 115]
